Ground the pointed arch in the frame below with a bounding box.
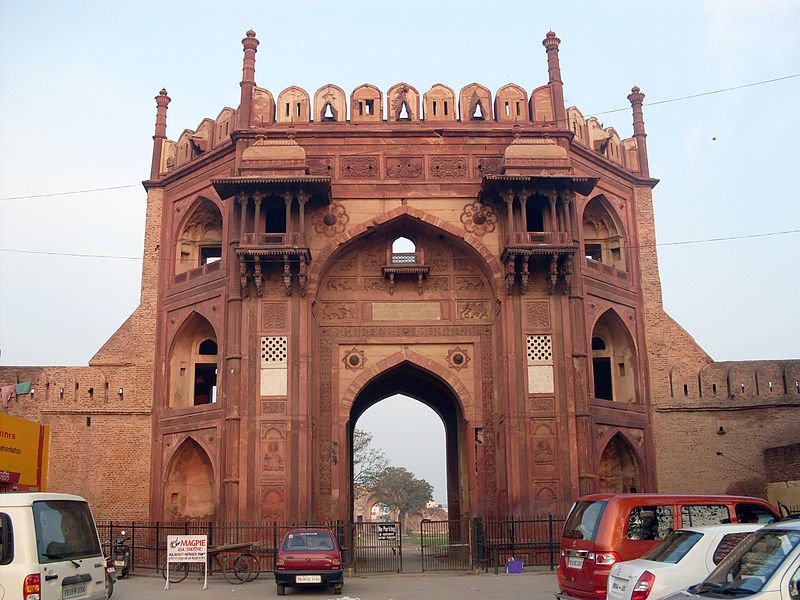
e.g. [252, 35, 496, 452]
[350, 83, 383, 123]
[163, 437, 215, 521]
[174, 196, 223, 277]
[598, 433, 644, 493]
[341, 350, 473, 422]
[582, 195, 628, 272]
[167, 312, 219, 409]
[459, 83, 492, 121]
[387, 82, 420, 122]
[589, 309, 638, 403]
[307, 204, 504, 297]
[314, 84, 347, 122]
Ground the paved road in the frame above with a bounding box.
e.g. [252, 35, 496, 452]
[111, 569, 559, 599]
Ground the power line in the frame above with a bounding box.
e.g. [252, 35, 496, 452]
[0, 228, 797, 262]
[587, 74, 800, 116]
[0, 184, 140, 201]
[1, 74, 797, 202]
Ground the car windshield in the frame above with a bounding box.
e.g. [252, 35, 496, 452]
[33, 500, 101, 562]
[691, 529, 800, 596]
[641, 530, 702, 563]
[282, 531, 335, 551]
[563, 501, 607, 540]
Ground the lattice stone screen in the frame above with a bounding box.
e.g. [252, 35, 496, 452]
[261, 336, 288, 396]
[527, 334, 554, 394]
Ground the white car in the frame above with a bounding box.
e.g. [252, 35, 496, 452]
[607, 523, 763, 600]
[662, 519, 800, 600]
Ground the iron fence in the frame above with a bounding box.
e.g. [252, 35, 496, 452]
[96, 515, 564, 575]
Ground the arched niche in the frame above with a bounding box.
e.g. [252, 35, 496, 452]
[567, 107, 588, 145]
[387, 82, 420, 122]
[314, 84, 347, 122]
[350, 83, 383, 123]
[423, 83, 457, 121]
[164, 437, 215, 521]
[598, 433, 643, 493]
[582, 195, 627, 272]
[174, 197, 223, 277]
[590, 309, 638, 403]
[495, 83, 529, 123]
[168, 312, 219, 409]
[459, 83, 492, 121]
[276, 86, 311, 123]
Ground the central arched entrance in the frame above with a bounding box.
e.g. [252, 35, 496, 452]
[348, 361, 466, 523]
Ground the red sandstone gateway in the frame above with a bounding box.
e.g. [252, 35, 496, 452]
[556, 494, 779, 600]
[274, 528, 343, 596]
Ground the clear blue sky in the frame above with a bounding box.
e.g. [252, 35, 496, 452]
[1, 1, 798, 504]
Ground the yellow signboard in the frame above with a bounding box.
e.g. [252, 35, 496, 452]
[0, 413, 50, 491]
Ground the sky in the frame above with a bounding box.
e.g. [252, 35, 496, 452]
[1, 1, 798, 505]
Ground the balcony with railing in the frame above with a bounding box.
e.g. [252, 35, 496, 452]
[381, 250, 429, 295]
[240, 232, 306, 248]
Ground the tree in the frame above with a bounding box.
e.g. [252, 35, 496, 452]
[352, 429, 389, 490]
[371, 466, 433, 528]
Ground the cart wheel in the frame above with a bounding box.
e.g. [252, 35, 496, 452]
[161, 560, 189, 583]
[237, 553, 260, 582]
[222, 554, 250, 584]
[277, 582, 286, 596]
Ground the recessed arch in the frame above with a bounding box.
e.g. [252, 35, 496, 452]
[307, 205, 504, 297]
[163, 437, 215, 521]
[345, 357, 469, 523]
[589, 309, 638, 403]
[168, 312, 219, 409]
[598, 433, 644, 493]
[582, 195, 627, 271]
[174, 196, 223, 277]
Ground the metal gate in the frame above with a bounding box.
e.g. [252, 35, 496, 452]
[420, 518, 472, 571]
[352, 521, 402, 573]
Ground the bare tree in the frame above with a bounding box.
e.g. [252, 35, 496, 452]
[353, 429, 389, 490]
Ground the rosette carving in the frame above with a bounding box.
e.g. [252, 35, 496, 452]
[460, 201, 497, 236]
[313, 202, 349, 236]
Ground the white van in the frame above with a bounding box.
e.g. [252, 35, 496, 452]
[0, 492, 106, 600]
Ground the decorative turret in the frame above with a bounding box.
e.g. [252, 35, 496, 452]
[239, 30, 260, 130]
[627, 86, 650, 178]
[542, 31, 567, 127]
[149, 89, 171, 180]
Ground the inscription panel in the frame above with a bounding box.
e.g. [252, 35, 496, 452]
[373, 302, 441, 320]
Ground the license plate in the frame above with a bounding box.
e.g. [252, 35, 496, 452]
[567, 556, 584, 569]
[610, 577, 627, 592]
[114, 560, 125, 567]
[295, 575, 322, 584]
[62, 583, 87, 599]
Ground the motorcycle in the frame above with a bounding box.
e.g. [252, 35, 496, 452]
[112, 530, 131, 578]
[104, 555, 117, 599]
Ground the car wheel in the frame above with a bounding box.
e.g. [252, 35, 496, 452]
[277, 582, 286, 596]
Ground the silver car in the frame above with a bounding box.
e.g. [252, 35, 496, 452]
[661, 520, 800, 600]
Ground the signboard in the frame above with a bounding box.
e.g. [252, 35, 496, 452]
[0, 413, 49, 491]
[377, 523, 397, 541]
[165, 535, 208, 590]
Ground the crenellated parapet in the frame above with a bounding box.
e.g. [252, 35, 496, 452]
[148, 30, 649, 181]
[665, 359, 800, 404]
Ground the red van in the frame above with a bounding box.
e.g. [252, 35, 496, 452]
[556, 493, 779, 600]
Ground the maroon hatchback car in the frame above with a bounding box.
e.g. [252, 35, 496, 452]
[274, 528, 344, 596]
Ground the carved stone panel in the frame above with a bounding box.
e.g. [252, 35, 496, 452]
[430, 156, 467, 178]
[386, 156, 423, 179]
[261, 424, 285, 477]
[324, 278, 358, 293]
[457, 301, 489, 320]
[341, 156, 379, 178]
[262, 302, 288, 331]
[260, 486, 286, 522]
[475, 156, 503, 177]
[307, 156, 333, 176]
[455, 276, 486, 291]
[526, 300, 551, 330]
[261, 400, 286, 415]
[320, 302, 357, 321]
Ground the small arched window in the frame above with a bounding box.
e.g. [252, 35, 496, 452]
[391, 237, 416, 264]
